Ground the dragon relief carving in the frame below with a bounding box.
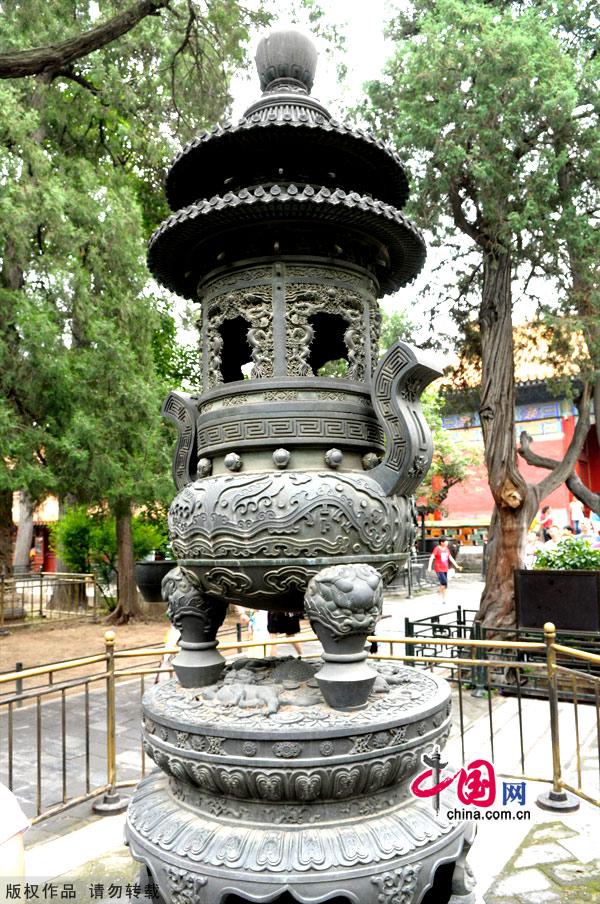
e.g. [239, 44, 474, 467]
[285, 284, 366, 380]
[370, 302, 382, 374]
[145, 662, 443, 731]
[168, 472, 406, 562]
[206, 288, 273, 386]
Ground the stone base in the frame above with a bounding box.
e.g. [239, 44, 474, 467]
[127, 770, 473, 904]
[126, 659, 476, 903]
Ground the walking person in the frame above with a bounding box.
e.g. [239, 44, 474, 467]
[569, 497, 585, 534]
[427, 537, 462, 602]
[539, 505, 553, 542]
[267, 610, 303, 657]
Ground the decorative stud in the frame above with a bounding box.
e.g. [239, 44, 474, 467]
[272, 448, 291, 469]
[197, 457, 212, 478]
[224, 452, 242, 472]
[362, 452, 380, 471]
[325, 448, 343, 469]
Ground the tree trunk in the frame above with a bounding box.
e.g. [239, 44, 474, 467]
[107, 500, 142, 624]
[0, 488, 14, 576]
[13, 491, 34, 572]
[479, 504, 537, 629]
[476, 250, 537, 628]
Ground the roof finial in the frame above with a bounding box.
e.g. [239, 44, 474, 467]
[255, 29, 318, 95]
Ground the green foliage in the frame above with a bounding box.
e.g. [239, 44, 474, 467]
[137, 505, 171, 558]
[0, 0, 272, 514]
[379, 311, 414, 352]
[534, 536, 600, 571]
[316, 358, 348, 378]
[52, 506, 164, 586]
[360, 0, 599, 371]
[151, 302, 203, 391]
[49, 507, 93, 574]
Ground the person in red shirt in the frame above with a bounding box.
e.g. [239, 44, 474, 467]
[539, 505, 554, 541]
[427, 538, 462, 602]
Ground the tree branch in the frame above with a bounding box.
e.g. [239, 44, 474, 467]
[56, 66, 101, 96]
[517, 382, 593, 500]
[448, 179, 482, 246]
[518, 433, 600, 515]
[0, 1, 170, 79]
[538, 382, 591, 498]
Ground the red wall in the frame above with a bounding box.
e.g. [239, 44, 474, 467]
[443, 418, 576, 523]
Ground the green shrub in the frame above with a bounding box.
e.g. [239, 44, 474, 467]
[51, 507, 165, 589]
[135, 506, 171, 558]
[50, 507, 93, 573]
[534, 536, 600, 571]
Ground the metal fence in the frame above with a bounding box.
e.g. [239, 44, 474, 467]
[0, 624, 598, 823]
[0, 572, 101, 627]
[387, 554, 440, 597]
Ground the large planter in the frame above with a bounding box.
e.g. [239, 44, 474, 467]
[514, 568, 600, 632]
[134, 560, 176, 603]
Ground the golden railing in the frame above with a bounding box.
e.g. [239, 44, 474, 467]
[0, 622, 597, 822]
[0, 571, 101, 626]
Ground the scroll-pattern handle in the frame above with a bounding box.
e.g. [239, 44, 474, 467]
[369, 341, 442, 498]
[162, 391, 198, 490]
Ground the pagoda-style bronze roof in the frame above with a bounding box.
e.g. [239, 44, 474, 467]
[165, 117, 410, 213]
[149, 29, 426, 299]
[148, 183, 426, 299]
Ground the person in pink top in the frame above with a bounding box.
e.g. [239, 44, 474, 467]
[427, 538, 462, 602]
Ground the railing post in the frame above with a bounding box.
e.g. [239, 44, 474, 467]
[92, 577, 99, 622]
[407, 557, 413, 599]
[404, 617, 415, 667]
[537, 622, 579, 812]
[470, 622, 487, 698]
[15, 662, 23, 709]
[93, 629, 128, 814]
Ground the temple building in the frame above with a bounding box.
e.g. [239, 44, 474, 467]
[431, 326, 599, 541]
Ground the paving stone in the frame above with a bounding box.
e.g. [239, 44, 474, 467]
[560, 891, 600, 904]
[530, 821, 578, 843]
[494, 869, 551, 896]
[520, 892, 562, 903]
[514, 842, 572, 869]
[484, 898, 516, 904]
[558, 835, 600, 863]
[547, 861, 596, 885]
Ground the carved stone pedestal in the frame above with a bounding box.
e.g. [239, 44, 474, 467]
[125, 659, 476, 904]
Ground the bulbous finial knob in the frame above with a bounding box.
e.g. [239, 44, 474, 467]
[255, 30, 317, 94]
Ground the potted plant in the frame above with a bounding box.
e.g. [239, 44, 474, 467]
[514, 536, 600, 632]
[134, 510, 176, 603]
